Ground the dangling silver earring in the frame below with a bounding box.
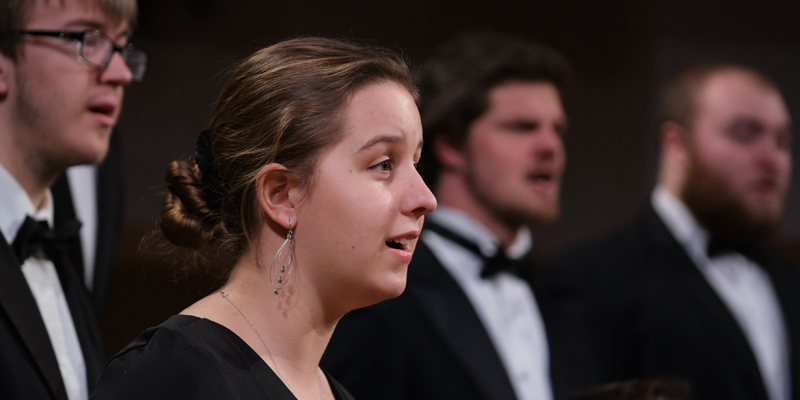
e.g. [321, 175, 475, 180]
[270, 222, 296, 295]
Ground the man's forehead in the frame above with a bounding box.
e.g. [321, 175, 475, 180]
[27, 0, 132, 36]
[486, 81, 565, 117]
[698, 71, 789, 122]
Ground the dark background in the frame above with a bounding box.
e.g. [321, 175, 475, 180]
[99, 0, 800, 355]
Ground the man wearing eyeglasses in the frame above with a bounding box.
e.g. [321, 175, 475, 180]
[0, 0, 145, 399]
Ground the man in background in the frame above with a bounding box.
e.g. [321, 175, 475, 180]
[323, 31, 597, 400]
[547, 63, 800, 400]
[0, 0, 144, 398]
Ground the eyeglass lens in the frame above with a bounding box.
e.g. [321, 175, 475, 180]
[80, 31, 147, 81]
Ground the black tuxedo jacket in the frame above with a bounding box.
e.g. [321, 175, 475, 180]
[0, 224, 106, 399]
[52, 132, 124, 313]
[545, 205, 800, 400]
[322, 238, 598, 400]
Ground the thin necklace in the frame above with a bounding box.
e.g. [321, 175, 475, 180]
[221, 291, 328, 400]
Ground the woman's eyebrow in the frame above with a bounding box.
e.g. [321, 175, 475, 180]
[359, 134, 405, 152]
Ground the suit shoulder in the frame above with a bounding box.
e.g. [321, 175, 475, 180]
[763, 248, 800, 283]
[549, 222, 644, 272]
[541, 215, 660, 297]
[767, 248, 800, 268]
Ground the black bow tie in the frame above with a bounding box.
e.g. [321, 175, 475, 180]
[706, 236, 764, 264]
[11, 216, 81, 265]
[425, 222, 529, 279]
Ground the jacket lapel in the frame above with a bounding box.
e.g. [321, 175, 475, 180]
[532, 282, 599, 399]
[405, 240, 518, 400]
[0, 236, 68, 400]
[51, 174, 84, 284]
[643, 206, 769, 400]
[93, 131, 123, 312]
[759, 251, 800, 400]
[51, 170, 108, 386]
[49, 240, 105, 388]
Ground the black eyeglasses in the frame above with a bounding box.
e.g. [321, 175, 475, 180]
[20, 30, 147, 82]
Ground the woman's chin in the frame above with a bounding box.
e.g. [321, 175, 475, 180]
[352, 273, 408, 310]
[380, 275, 408, 300]
[382, 266, 409, 298]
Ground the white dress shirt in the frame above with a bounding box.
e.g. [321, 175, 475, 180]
[66, 165, 98, 290]
[652, 186, 790, 400]
[423, 206, 553, 400]
[0, 165, 88, 400]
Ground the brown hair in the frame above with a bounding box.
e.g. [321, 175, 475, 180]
[0, 0, 138, 60]
[160, 37, 417, 274]
[417, 30, 573, 188]
[659, 62, 779, 129]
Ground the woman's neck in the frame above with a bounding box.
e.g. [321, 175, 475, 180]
[183, 254, 338, 399]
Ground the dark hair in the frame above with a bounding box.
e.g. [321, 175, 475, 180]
[568, 378, 693, 400]
[417, 30, 574, 187]
[659, 62, 779, 129]
[160, 37, 417, 274]
[0, 0, 138, 60]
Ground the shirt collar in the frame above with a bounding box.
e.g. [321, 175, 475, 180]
[426, 206, 533, 259]
[651, 185, 709, 262]
[0, 163, 54, 243]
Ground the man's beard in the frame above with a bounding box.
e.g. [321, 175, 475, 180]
[465, 165, 560, 230]
[681, 150, 784, 246]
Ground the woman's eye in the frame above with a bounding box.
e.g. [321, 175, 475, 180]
[371, 160, 393, 172]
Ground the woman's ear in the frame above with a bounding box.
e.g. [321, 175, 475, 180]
[255, 163, 301, 229]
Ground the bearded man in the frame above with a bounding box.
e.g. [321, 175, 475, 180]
[547, 63, 800, 400]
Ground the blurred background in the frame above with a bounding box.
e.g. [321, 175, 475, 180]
[100, 0, 800, 355]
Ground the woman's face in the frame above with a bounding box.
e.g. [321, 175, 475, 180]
[294, 81, 436, 311]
